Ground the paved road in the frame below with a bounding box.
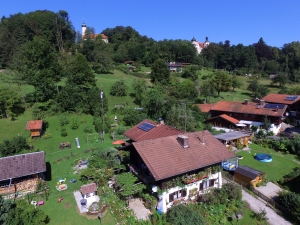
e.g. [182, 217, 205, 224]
[242, 190, 291, 225]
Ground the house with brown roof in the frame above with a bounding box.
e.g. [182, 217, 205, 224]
[124, 119, 183, 142]
[25, 120, 43, 137]
[129, 130, 235, 213]
[206, 114, 241, 130]
[262, 94, 300, 124]
[166, 62, 183, 73]
[0, 151, 46, 196]
[80, 183, 98, 199]
[198, 100, 287, 134]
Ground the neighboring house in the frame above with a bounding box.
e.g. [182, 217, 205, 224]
[214, 131, 253, 148]
[262, 94, 300, 124]
[0, 151, 46, 195]
[234, 166, 264, 187]
[124, 119, 183, 142]
[166, 62, 183, 73]
[191, 37, 210, 54]
[198, 103, 215, 113]
[206, 114, 241, 130]
[129, 130, 235, 213]
[81, 22, 108, 43]
[25, 120, 43, 137]
[80, 183, 98, 199]
[198, 100, 287, 134]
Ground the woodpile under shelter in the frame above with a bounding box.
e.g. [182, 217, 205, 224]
[234, 166, 264, 187]
[25, 120, 43, 137]
[0, 151, 46, 196]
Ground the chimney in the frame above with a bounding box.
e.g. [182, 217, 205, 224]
[177, 135, 188, 148]
[158, 118, 164, 125]
[244, 99, 248, 105]
[257, 104, 261, 109]
[260, 100, 265, 106]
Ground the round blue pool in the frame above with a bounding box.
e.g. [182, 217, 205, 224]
[255, 153, 272, 162]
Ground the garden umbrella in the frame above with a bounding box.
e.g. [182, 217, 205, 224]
[112, 140, 125, 145]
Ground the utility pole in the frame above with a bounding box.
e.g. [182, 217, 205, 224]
[100, 85, 105, 142]
[178, 103, 194, 133]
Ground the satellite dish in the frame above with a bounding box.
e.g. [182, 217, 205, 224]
[286, 112, 289, 116]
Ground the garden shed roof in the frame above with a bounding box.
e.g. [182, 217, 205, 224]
[235, 166, 264, 180]
[25, 120, 43, 130]
[0, 151, 46, 181]
[80, 183, 97, 195]
[132, 130, 235, 181]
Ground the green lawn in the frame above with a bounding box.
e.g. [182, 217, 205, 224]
[95, 70, 150, 110]
[236, 143, 300, 182]
[0, 110, 119, 224]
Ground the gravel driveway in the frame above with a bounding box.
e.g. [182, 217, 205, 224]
[242, 190, 291, 225]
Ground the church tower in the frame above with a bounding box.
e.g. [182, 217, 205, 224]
[82, 21, 86, 38]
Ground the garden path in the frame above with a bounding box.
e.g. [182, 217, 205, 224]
[128, 198, 151, 220]
[242, 189, 291, 225]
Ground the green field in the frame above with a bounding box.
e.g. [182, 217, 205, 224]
[236, 143, 300, 182]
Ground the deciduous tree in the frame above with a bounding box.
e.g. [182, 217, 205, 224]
[212, 70, 232, 97]
[150, 59, 170, 85]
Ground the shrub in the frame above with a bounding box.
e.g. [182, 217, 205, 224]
[71, 118, 79, 130]
[59, 114, 69, 126]
[277, 192, 300, 222]
[60, 128, 67, 137]
[41, 131, 51, 139]
[110, 80, 128, 97]
[83, 126, 93, 133]
[0, 136, 30, 157]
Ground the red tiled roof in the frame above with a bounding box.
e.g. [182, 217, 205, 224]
[198, 42, 204, 48]
[207, 114, 239, 125]
[25, 120, 43, 130]
[124, 119, 183, 142]
[83, 33, 108, 39]
[100, 33, 108, 39]
[210, 101, 287, 117]
[0, 152, 46, 181]
[80, 183, 97, 195]
[197, 104, 215, 113]
[133, 131, 235, 181]
[262, 94, 300, 105]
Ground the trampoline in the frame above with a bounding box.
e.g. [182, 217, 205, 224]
[255, 153, 272, 162]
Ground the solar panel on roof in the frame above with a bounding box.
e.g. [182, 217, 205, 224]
[285, 96, 299, 101]
[138, 122, 155, 132]
[264, 104, 285, 109]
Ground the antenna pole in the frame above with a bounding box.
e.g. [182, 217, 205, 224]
[100, 85, 104, 142]
[178, 103, 194, 133]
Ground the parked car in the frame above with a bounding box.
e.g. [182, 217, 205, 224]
[280, 127, 298, 138]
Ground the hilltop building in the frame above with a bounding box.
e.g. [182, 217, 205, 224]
[81, 22, 108, 43]
[191, 36, 210, 54]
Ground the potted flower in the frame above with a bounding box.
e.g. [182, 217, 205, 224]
[173, 200, 179, 205]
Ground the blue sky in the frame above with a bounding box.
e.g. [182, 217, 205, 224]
[1, 0, 299, 47]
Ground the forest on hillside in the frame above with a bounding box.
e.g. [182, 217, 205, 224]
[0, 9, 300, 131]
[1, 10, 300, 76]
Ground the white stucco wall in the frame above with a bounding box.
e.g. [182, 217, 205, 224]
[158, 171, 222, 213]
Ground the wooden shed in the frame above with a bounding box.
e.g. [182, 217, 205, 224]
[25, 120, 43, 137]
[234, 166, 264, 187]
